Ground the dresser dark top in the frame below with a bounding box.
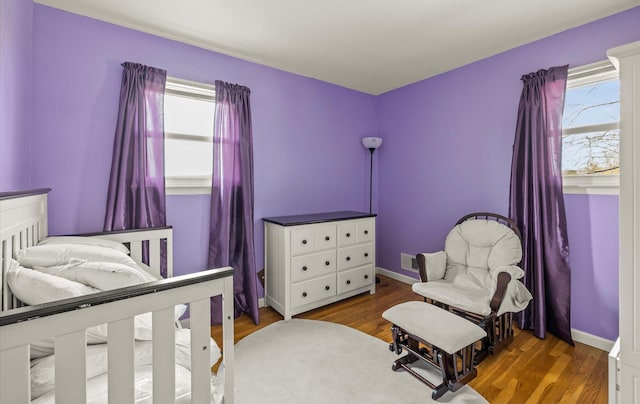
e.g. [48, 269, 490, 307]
[262, 211, 376, 226]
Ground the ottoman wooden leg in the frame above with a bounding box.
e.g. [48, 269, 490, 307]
[382, 302, 487, 401]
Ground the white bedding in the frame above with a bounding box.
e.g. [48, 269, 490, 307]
[32, 363, 224, 404]
[5, 238, 224, 403]
[30, 328, 223, 403]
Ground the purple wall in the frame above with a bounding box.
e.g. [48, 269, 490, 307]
[0, 0, 33, 191]
[3, 3, 637, 340]
[29, 5, 377, 285]
[377, 7, 639, 340]
[565, 194, 619, 340]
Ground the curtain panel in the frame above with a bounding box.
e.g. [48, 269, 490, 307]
[509, 65, 573, 345]
[104, 62, 167, 275]
[208, 80, 260, 324]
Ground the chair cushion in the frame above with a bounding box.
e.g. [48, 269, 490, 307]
[417, 251, 447, 281]
[444, 219, 522, 289]
[412, 280, 492, 316]
[412, 277, 533, 316]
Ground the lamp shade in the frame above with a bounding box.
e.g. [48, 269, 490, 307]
[362, 137, 383, 149]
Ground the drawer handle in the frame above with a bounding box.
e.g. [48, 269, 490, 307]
[364, 252, 369, 257]
[325, 236, 330, 241]
[302, 239, 308, 245]
[325, 285, 330, 291]
[302, 292, 308, 297]
[364, 275, 369, 280]
[346, 280, 351, 285]
[302, 266, 308, 271]
[364, 230, 369, 235]
[325, 261, 330, 266]
[346, 256, 351, 261]
[346, 233, 351, 238]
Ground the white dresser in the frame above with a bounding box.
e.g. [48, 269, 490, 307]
[263, 211, 376, 320]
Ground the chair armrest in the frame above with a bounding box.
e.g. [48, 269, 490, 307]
[490, 265, 524, 280]
[488, 265, 523, 313]
[416, 251, 447, 282]
[489, 271, 512, 313]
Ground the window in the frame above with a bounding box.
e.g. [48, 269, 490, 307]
[562, 61, 619, 194]
[164, 78, 215, 194]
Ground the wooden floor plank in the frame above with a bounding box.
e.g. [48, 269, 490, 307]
[210, 275, 608, 403]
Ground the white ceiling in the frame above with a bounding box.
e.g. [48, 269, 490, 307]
[35, 0, 640, 95]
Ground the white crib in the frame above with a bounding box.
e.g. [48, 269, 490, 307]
[0, 189, 234, 403]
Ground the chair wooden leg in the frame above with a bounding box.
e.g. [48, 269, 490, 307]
[490, 312, 514, 355]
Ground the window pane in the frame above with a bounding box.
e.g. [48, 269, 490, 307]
[563, 79, 619, 129]
[165, 139, 212, 177]
[164, 94, 214, 137]
[562, 129, 619, 175]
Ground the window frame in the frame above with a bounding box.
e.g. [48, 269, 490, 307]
[164, 77, 215, 195]
[562, 60, 619, 195]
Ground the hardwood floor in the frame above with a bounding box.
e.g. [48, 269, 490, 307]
[211, 275, 608, 403]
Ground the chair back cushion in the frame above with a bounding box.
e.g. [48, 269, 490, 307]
[444, 219, 522, 289]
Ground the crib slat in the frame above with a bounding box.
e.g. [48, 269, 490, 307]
[20, 229, 27, 250]
[55, 330, 87, 404]
[222, 275, 235, 403]
[0, 345, 30, 403]
[149, 238, 161, 275]
[129, 240, 143, 264]
[166, 236, 173, 278]
[153, 307, 176, 404]
[108, 318, 135, 404]
[190, 298, 212, 403]
[2, 238, 11, 311]
[26, 225, 32, 247]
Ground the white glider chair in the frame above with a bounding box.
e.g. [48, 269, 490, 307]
[412, 212, 533, 361]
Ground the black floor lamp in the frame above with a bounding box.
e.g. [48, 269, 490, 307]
[362, 136, 382, 284]
[361, 136, 382, 213]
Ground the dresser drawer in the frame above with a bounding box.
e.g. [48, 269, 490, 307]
[314, 225, 337, 251]
[290, 224, 336, 256]
[337, 221, 357, 246]
[290, 250, 336, 283]
[357, 221, 374, 243]
[291, 274, 336, 308]
[337, 243, 373, 271]
[337, 265, 374, 294]
[290, 227, 315, 256]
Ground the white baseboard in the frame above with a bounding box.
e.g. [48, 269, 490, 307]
[259, 297, 266, 308]
[376, 267, 615, 352]
[572, 328, 615, 352]
[376, 267, 418, 285]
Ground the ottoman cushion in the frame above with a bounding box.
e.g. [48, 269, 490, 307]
[382, 301, 486, 354]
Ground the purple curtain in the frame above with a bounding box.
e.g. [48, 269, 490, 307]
[104, 62, 167, 275]
[208, 80, 259, 324]
[508, 65, 573, 345]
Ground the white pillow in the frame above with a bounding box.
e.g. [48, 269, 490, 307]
[15, 244, 139, 270]
[6, 259, 100, 305]
[38, 236, 130, 255]
[419, 251, 447, 281]
[133, 260, 162, 281]
[6, 260, 185, 358]
[34, 261, 151, 291]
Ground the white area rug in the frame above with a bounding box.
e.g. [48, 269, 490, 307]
[235, 319, 487, 403]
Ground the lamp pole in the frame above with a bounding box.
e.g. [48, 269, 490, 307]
[362, 136, 382, 285]
[368, 147, 375, 214]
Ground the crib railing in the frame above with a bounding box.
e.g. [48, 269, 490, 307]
[77, 226, 174, 279]
[0, 267, 234, 404]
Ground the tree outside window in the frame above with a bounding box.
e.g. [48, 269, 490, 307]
[562, 66, 619, 176]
